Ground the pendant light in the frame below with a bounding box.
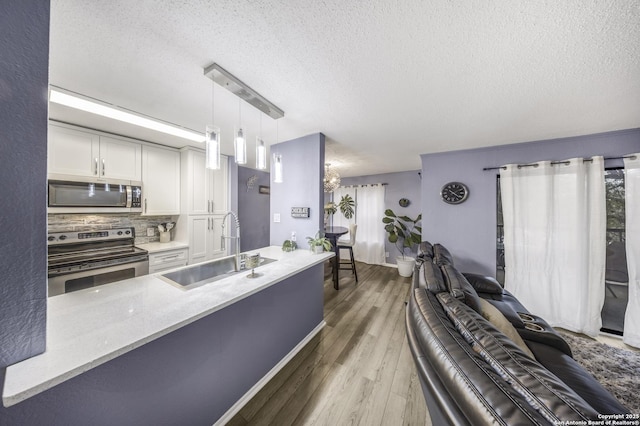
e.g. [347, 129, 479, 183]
[256, 113, 266, 169]
[324, 163, 341, 192]
[205, 80, 221, 169]
[234, 99, 247, 164]
[273, 120, 283, 183]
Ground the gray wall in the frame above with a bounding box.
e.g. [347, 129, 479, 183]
[0, 0, 49, 368]
[421, 128, 640, 276]
[238, 166, 270, 251]
[0, 265, 324, 425]
[339, 170, 422, 264]
[270, 133, 325, 249]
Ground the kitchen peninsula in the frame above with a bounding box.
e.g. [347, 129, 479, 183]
[2, 247, 333, 426]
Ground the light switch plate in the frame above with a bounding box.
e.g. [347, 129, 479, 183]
[274, 213, 281, 223]
[147, 227, 155, 237]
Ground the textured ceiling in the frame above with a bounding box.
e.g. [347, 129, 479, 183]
[49, 0, 640, 177]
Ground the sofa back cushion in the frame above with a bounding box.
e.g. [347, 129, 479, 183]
[419, 241, 434, 259]
[415, 258, 447, 293]
[463, 273, 504, 294]
[440, 264, 482, 313]
[433, 243, 455, 266]
[437, 292, 600, 423]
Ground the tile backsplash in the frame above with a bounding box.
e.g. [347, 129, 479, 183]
[48, 214, 177, 244]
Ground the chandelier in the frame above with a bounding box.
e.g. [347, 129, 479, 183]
[323, 163, 341, 193]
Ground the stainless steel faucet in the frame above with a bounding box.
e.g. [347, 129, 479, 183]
[221, 211, 242, 271]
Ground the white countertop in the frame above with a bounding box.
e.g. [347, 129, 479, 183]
[3, 247, 333, 407]
[136, 241, 189, 253]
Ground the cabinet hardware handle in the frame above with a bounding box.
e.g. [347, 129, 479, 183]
[144, 198, 147, 214]
[161, 254, 180, 260]
[102, 158, 105, 176]
[94, 158, 98, 175]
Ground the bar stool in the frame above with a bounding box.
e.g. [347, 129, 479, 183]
[337, 224, 358, 282]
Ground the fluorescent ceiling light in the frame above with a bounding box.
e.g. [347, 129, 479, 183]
[49, 89, 204, 143]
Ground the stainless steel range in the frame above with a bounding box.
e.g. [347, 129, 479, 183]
[47, 227, 149, 297]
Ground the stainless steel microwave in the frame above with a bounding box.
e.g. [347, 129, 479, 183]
[48, 179, 142, 213]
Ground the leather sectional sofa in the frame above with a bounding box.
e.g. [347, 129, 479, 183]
[406, 242, 629, 425]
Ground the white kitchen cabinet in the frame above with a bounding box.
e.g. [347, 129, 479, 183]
[176, 147, 229, 264]
[142, 145, 180, 216]
[180, 148, 229, 215]
[48, 125, 141, 181]
[183, 215, 225, 264]
[148, 248, 188, 274]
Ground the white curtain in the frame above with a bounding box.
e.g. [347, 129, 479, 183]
[501, 157, 606, 336]
[353, 185, 386, 264]
[624, 154, 640, 348]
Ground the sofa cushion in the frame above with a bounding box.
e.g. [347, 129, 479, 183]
[407, 288, 552, 425]
[433, 243, 455, 266]
[416, 259, 448, 293]
[463, 273, 504, 294]
[526, 340, 629, 415]
[419, 241, 434, 259]
[440, 264, 482, 313]
[478, 298, 534, 359]
[437, 292, 600, 423]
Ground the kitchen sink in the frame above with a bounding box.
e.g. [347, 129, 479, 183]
[160, 256, 276, 290]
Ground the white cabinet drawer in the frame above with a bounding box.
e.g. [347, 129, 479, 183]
[149, 248, 188, 274]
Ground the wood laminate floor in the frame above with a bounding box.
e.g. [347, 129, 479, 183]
[228, 262, 430, 426]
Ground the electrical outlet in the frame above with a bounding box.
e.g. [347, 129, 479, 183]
[147, 227, 155, 237]
[385, 251, 389, 258]
[274, 213, 281, 223]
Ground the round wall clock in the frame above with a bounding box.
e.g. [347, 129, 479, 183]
[440, 182, 469, 204]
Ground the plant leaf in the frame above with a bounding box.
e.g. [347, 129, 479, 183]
[384, 209, 396, 217]
[382, 217, 394, 223]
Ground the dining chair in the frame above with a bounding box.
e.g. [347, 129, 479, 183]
[337, 224, 358, 282]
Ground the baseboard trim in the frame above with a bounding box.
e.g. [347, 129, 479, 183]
[214, 320, 326, 425]
[383, 262, 398, 268]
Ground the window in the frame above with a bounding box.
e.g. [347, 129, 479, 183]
[602, 168, 627, 335]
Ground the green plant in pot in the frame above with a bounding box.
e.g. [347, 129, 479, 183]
[382, 209, 422, 277]
[306, 231, 332, 254]
[325, 194, 355, 227]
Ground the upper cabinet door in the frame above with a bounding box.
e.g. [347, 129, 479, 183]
[48, 125, 100, 177]
[209, 155, 229, 215]
[99, 136, 142, 181]
[142, 145, 180, 216]
[48, 125, 142, 181]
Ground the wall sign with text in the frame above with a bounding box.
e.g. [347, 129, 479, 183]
[291, 207, 310, 218]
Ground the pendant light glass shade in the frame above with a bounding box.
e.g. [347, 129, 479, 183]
[205, 125, 221, 170]
[256, 138, 266, 169]
[273, 153, 283, 183]
[234, 126, 247, 164]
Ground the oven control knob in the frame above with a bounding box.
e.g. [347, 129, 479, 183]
[59, 235, 67, 241]
[125, 230, 131, 235]
[47, 236, 55, 241]
[117, 231, 123, 235]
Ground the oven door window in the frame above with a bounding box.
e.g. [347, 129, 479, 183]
[65, 267, 136, 293]
[49, 181, 128, 207]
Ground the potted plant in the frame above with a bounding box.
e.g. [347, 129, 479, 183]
[382, 209, 422, 277]
[282, 239, 297, 252]
[306, 231, 332, 254]
[324, 194, 355, 227]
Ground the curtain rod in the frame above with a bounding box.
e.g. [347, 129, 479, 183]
[340, 183, 388, 188]
[482, 155, 637, 171]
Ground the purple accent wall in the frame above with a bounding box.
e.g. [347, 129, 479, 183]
[339, 170, 422, 264]
[0, 0, 49, 367]
[270, 133, 325, 249]
[0, 265, 324, 425]
[238, 166, 270, 251]
[421, 128, 640, 275]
